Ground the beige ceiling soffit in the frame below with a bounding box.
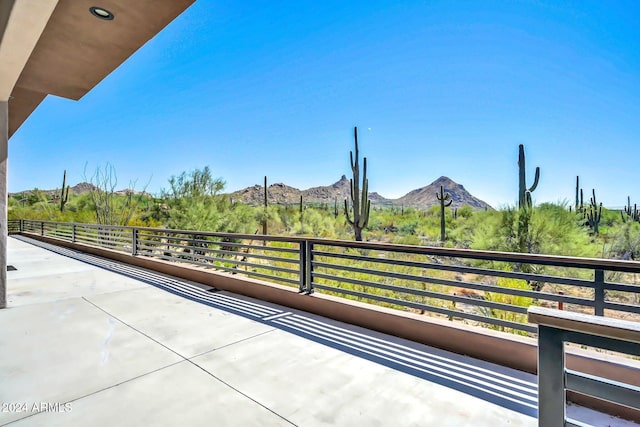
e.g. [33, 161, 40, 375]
[8, 87, 46, 137]
[0, 0, 59, 101]
[16, 0, 196, 101]
[0, 1, 17, 45]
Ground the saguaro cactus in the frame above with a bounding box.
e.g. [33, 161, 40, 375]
[587, 189, 602, 234]
[622, 196, 640, 223]
[333, 197, 339, 218]
[575, 176, 580, 212]
[344, 126, 371, 241]
[59, 170, 70, 212]
[518, 144, 540, 209]
[262, 176, 268, 238]
[436, 185, 452, 241]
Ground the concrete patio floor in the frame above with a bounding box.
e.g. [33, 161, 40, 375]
[1, 236, 635, 426]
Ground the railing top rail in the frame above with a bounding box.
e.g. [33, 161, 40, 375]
[528, 307, 640, 344]
[20, 219, 640, 273]
[135, 226, 301, 242]
[306, 238, 640, 273]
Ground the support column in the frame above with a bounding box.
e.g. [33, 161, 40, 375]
[537, 325, 566, 426]
[1, 101, 7, 308]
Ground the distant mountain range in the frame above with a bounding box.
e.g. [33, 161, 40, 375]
[9, 182, 141, 200]
[10, 175, 492, 210]
[230, 175, 492, 210]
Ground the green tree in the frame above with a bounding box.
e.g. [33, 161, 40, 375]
[162, 166, 256, 233]
[609, 220, 640, 260]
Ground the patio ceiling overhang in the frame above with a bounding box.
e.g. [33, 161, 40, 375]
[1, 0, 195, 138]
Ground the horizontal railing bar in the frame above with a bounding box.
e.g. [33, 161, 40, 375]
[44, 226, 72, 231]
[191, 237, 300, 253]
[215, 268, 299, 285]
[44, 226, 73, 232]
[562, 330, 640, 355]
[74, 229, 129, 238]
[312, 283, 537, 333]
[312, 250, 595, 287]
[74, 234, 128, 246]
[604, 282, 640, 293]
[564, 418, 591, 427]
[141, 233, 245, 245]
[182, 246, 299, 264]
[137, 244, 299, 276]
[191, 255, 299, 275]
[137, 245, 198, 258]
[76, 233, 129, 244]
[137, 234, 299, 254]
[179, 256, 298, 278]
[77, 235, 130, 243]
[139, 240, 212, 253]
[565, 369, 640, 410]
[21, 220, 640, 273]
[603, 301, 640, 315]
[136, 238, 299, 263]
[312, 261, 595, 306]
[46, 230, 72, 237]
[138, 252, 299, 285]
[135, 226, 300, 242]
[309, 241, 640, 273]
[312, 272, 529, 314]
[137, 239, 180, 247]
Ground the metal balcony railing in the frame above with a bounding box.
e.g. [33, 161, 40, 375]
[9, 219, 640, 335]
[529, 307, 640, 426]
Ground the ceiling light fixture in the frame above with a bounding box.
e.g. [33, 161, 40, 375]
[89, 6, 114, 20]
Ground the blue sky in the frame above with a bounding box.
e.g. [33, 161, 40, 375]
[9, 0, 640, 208]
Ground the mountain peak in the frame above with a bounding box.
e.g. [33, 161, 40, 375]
[432, 176, 464, 191]
[395, 177, 490, 209]
[229, 176, 491, 209]
[434, 175, 454, 184]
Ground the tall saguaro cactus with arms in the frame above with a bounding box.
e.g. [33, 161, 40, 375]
[344, 127, 371, 241]
[59, 170, 70, 212]
[436, 185, 452, 242]
[262, 176, 268, 244]
[518, 144, 540, 209]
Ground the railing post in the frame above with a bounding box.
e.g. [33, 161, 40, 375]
[594, 269, 605, 316]
[132, 228, 138, 256]
[305, 241, 314, 294]
[557, 291, 564, 311]
[299, 240, 307, 293]
[40, 221, 44, 236]
[72, 224, 76, 242]
[19, 219, 23, 233]
[537, 325, 566, 427]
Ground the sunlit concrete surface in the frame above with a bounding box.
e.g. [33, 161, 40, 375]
[1, 236, 636, 426]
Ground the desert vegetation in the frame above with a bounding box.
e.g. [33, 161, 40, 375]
[12, 174, 640, 261]
[8, 142, 640, 336]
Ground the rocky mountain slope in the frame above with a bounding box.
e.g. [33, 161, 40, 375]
[395, 176, 492, 209]
[9, 182, 97, 200]
[11, 176, 492, 210]
[231, 175, 491, 209]
[9, 182, 144, 200]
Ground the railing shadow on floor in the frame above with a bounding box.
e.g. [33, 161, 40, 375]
[13, 235, 538, 417]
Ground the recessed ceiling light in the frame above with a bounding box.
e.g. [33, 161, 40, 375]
[89, 6, 114, 20]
